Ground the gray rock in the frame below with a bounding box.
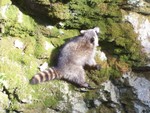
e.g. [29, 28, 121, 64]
[123, 73, 150, 107]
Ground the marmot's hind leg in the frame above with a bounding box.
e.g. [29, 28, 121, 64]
[68, 69, 92, 89]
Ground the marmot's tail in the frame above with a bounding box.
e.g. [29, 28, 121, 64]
[30, 67, 61, 84]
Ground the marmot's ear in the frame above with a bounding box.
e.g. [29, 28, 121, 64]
[80, 30, 86, 34]
[94, 27, 100, 34]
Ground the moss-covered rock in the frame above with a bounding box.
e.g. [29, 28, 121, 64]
[8, 0, 146, 69]
[0, 0, 149, 112]
[0, 0, 11, 6]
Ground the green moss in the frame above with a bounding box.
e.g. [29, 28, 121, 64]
[48, 3, 71, 20]
[0, 0, 11, 6]
[0, 38, 60, 110]
[0, 37, 36, 68]
[0, 38, 21, 61]
[36, 0, 50, 5]
[4, 20, 35, 38]
[101, 20, 145, 68]
[48, 29, 79, 47]
[96, 104, 116, 113]
[26, 81, 63, 110]
[0, 59, 24, 87]
[23, 36, 36, 55]
[0, 36, 40, 110]
[37, 26, 60, 38]
[0, 91, 9, 109]
[3, 4, 36, 38]
[0, 3, 67, 112]
[64, 0, 122, 29]
[87, 68, 110, 86]
[5, 5, 18, 20]
[22, 14, 36, 31]
[0, 0, 148, 112]
[34, 35, 47, 58]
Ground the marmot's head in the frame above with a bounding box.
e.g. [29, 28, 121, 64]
[80, 27, 100, 47]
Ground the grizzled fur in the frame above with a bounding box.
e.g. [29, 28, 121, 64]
[30, 27, 100, 88]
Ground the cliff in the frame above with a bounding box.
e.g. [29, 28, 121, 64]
[0, 0, 150, 112]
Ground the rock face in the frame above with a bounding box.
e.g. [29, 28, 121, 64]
[94, 72, 150, 113]
[0, 0, 150, 112]
[117, 72, 150, 113]
[124, 12, 150, 57]
[123, 0, 150, 57]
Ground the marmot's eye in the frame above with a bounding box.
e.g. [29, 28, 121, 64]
[90, 37, 94, 43]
